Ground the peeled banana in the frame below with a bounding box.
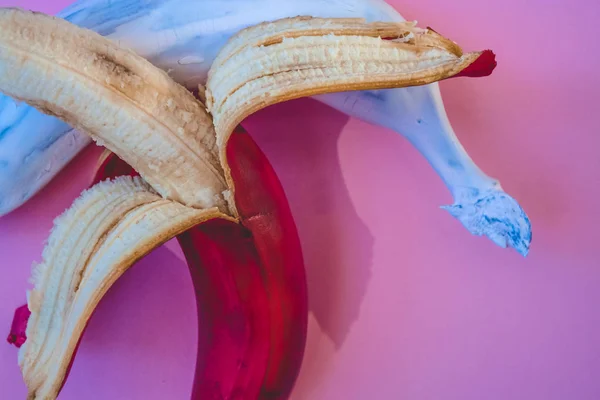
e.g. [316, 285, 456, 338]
[0, 7, 499, 400]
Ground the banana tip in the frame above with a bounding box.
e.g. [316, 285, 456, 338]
[7, 304, 30, 348]
[458, 50, 497, 78]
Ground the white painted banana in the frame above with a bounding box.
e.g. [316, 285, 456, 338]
[0, 0, 531, 255]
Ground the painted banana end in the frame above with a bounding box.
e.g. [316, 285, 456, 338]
[442, 186, 532, 256]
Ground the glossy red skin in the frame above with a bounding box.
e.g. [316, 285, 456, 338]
[455, 50, 497, 78]
[226, 129, 308, 398]
[8, 126, 308, 399]
[179, 218, 270, 399]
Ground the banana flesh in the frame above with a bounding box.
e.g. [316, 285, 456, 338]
[0, 8, 228, 212]
[0, 8, 496, 399]
[19, 175, 228, 399]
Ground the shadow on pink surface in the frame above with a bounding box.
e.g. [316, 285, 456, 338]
[244, 99, 375, 350]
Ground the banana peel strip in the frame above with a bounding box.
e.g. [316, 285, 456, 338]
[20, 176, 229, 399]
[205, 16, 495, 200]
[0, 8, 496, 400]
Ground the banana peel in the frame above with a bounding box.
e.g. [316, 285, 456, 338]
[2, 8, 496, 399]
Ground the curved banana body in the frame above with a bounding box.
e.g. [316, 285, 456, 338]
[0, 0, 531, 255]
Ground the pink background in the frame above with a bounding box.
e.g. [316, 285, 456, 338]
[1, 0, 599, 399]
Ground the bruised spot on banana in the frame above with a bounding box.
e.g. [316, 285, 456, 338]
[0, 7, 496, 399]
